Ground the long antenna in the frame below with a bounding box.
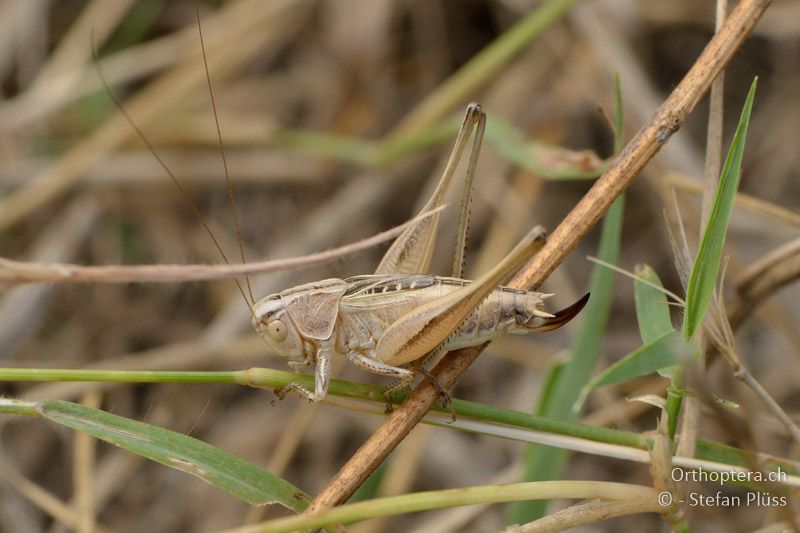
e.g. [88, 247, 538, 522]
[91, 31, 255, 318]
[194, 4, 255, 305]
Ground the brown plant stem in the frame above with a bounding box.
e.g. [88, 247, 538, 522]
[728, 241, 800, 330]
[505, 496, 662, 533]
[305, 0, 773, 515]
[0, 211, 438, 285]
[679, 0, 728, 465]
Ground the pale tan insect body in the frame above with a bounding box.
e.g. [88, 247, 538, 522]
[251, 105, 587, 402]
[253, 275, 557, 367]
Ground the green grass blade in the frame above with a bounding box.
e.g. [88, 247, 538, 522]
[584, 331, 695, 390]
[37, 399, 309, 510]
[272, 129, 376, 166]
[273, 116, 608, 181]
[632, 263, 682, 383]
[3, 395, 797, 488]
[634, 264, 674, 344]
[613, 73, 624, 154]
[507, 195, 625, 524]
[392, 0, 579, 137]
[508, 78, 626, 524]
[255, 481, 656, 533]
[632, 263, 685, 436]
[532, 361, 564, 418]
[683, 78, 757, 339]
[509, 363, 567, 522]
[485, 117, 607, 180]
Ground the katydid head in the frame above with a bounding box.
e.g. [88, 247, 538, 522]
[252, 278, 348, 364]
[252, 295, 307, 364]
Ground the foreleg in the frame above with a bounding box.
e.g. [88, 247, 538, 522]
[274, 345, 332, 403]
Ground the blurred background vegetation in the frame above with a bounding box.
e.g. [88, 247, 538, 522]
[0, 0, 797, 531]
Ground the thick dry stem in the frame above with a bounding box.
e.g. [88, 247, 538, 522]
[305, 0, 772, 515]
[0, 211, 437, 285]
[728, 238, 800, 329]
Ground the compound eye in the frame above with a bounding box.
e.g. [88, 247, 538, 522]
[266, 320, 289, 342]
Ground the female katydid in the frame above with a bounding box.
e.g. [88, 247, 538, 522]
[98, 10, 587, 404]
[250, 105, 588, 402]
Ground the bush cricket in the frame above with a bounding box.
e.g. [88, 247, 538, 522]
[249, 105, 589, 404]
[101, 12, 589, 407]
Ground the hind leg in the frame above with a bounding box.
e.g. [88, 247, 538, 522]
[346, 349, 415, 411]
[406, 359, 456, 422]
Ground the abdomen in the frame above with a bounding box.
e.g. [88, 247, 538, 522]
[340, 275, 548, 354]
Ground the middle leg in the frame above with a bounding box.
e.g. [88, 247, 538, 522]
[347, 349, 415, 410]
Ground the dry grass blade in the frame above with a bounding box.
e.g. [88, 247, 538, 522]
[686, 0, 729, 461]
[0, 196, 101, 354]
[700, 0, 729, 228]
[29, 0, 136, 88]
[0, 453, 82, 530]
[0, 0, 304, 232]
[74, 389, 101, 533]
[664, 170, 800, 228]
[504, 497, 662, 533]
[0, 208, 442, 285]
[304, 0, 774, 514]
[728, 237, 800, 329]
[3, 2, 797, 530]
[0, 6, 221, 132]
